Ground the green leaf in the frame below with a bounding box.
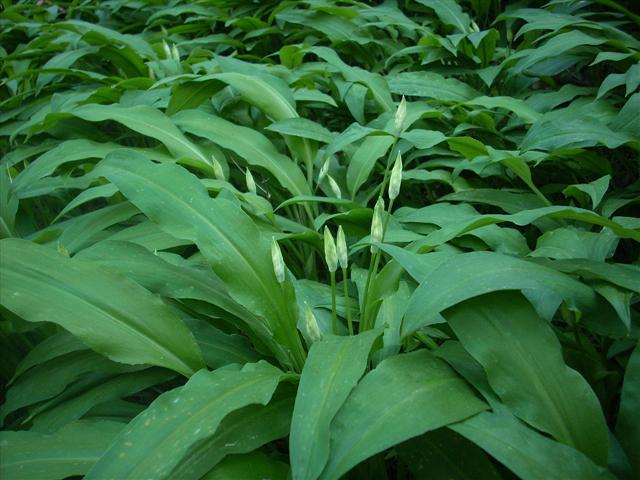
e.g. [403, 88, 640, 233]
[416, 0, 471, 32]
[403, 251, 597, 336]
[85, 362, 287, 479]
[346, 136, 394, 197]
[173, 109, 311, 196]
[71, 104, 213, 173]
[169, 390, 294, 479]
[451, 408, 615, 480]
[97, 151, 305, 370]
[616, 341, 640, 477]
[290, 331, 380, 480]
[31, 368, 174, 434]
[521, 118, 635, 152]
[0, 238, 204, 377]
[266, 118, 335, 143]
[444, 292, 608, 465]
[202, 451, 290, 480]
[397, 428, 501, 480]
[0, 421, 125, 480]
[389, 72, 480, 102]
[319, 350, 487, 479]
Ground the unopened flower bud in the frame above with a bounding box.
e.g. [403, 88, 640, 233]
[271, 237, 285, 283]
[318, 157, 330, 183]
[370, 198, 384, 253]
[336, 225, 348, 269]
[212, 157, 225, 180]
[394, 96, 407, 134]
[171, 44, 180, 62]
[245, 168, 256, 194]
[327, 175, 341, 199]
[161, 40, 171, 59]
[304, 302, 322, 343]
[388, 151, 403, 200]
[324, 227, 338, 273]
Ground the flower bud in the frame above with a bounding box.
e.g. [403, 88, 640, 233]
[336, 225, 348, 269]
[304, 302, 322, 343]
[370, 198, 384, 253]
[171, 44, 180, 62]
[394, 96, 407, 134]
[318, 157, 330, 183]
[327, 175, 341, 199]
[388, 151, 403, 200]
[324, 227, 338, 273]
[161, 40, 171, 59]
[212, 157, 225, 180]
[271, 237, 285, 284]
[245, 168, 256, 194]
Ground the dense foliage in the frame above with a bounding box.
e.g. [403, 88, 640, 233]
[1, 0, 639, 479]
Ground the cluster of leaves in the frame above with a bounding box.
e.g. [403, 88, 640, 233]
[1, 0, 639, 478]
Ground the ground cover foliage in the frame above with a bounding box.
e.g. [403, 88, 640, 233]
[0, 0, 639, 478]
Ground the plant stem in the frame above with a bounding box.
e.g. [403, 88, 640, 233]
[330, 270, 338, 334]
[342, 266, 354, 335]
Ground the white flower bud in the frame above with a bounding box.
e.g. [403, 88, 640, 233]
[161, 40, 171, 59]
[370, 198, 384, 253]
[171, 44, 180, 62]
[318, 157, 330, 183]
[245, 168, 256, 194]
[324, 227, 338, 273]
[471, 20, 480, 32]
[271, 237, 286, 284]
[336, 225, 348, 269]
[327, 175, 341, 199]
[394, 96, 407, 134]
[211, 157, 225, 180]
[388, 151, 403, 200]
[304, 302, 322, 343]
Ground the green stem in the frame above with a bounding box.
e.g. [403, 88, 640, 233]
[330, 270, 338, 334]
[342, 266, 354, 336]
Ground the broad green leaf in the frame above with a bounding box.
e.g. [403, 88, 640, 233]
[389, 72, 481, 102]
[202, 451, 289, 480]
[0, 238, 204, 377]
[616, 341, 640, 477]
[397, 428, 501, 480]
[31, 368, 174, 433]
[97, 152, 305, 370]
[71, 104, 213, 173]
[10, 332, 86, 383]
[266, 118, 335, 143]
[521, 118, 636, 152]
[173, 109, 310, 196]
[0, 421, 125, 480]
[169, 390, 294, 479]
[416, 0, 471, 32]
[466, 96, 541, 123]
[346, 136, 394, 197]
[290, 331, 380, 480]
[319, 350, 487, 479]
[2, 350, 128, 423]
[451, 408, 615, 480]
[85, 362, 287, 479]
[403, 251, 597, 336]
[445, 292, 608, 464]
